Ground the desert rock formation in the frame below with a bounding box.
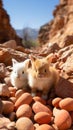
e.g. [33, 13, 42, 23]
[0, 0, 22, 45]
[38, 0, 73, 48]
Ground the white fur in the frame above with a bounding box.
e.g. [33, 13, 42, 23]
[10, 59, 30, 89]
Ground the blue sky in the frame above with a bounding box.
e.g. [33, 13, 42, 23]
[3, 0, 59, 29]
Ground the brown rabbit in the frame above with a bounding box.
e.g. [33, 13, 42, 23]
[27, 54, 59, 99]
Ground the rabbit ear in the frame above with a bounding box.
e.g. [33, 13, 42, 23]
[12, 58, 18, 66]
[46, 53, 53, 63]
[24, 59, 31, 69]
[29, 55, 37, 62]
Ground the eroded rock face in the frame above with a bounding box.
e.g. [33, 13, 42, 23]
[0, 0, 22, 45]
[38, 0, 73, 48]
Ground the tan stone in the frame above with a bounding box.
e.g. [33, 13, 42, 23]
[4, 77, 12, 86]
[52, 97, 62, 108]
[0, 63, 10, 79]
[36, 124, 54, 130]
[54, 109, 72, 130]
[33, 96, 46, 105]
[16, 104, 32, 118]
[0, 45, 27, 66]
[55, 77, 73, 98]
[34, 112, 51, 124]
[3, 40, 17, 49]
[0, 114, 11, 129]
[0, 83, 10, 97]
[32, 101, 52, 115]
[15, 92, 32, 110]
[16, 117, 34, 130]
[2, 100, 14, 115]
[59, 98, 73, 111]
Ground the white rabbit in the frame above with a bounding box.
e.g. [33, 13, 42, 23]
[10, 58, 30, 89]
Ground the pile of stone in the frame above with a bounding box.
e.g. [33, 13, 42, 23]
[0, 40, 73, 130]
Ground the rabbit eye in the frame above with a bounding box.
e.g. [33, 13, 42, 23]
[44, 69, 47, 73]
[22, 71, 24, 74]
[36, 69, 37, 72]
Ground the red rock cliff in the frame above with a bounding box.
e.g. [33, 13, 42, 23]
[38, 0, 73, 48]
[0, 0, 22, 45]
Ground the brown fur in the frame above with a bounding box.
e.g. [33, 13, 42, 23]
[28, 54, 59, 99]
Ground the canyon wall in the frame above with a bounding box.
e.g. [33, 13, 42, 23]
[38, 0, 73, 48]
[0, 0, 22, 45]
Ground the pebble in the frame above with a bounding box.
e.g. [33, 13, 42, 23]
[33, 96, 46, 105]
[32, 101, 52, 115]
[34, 123, 39, 129]
[8, 86, 16, 97]
[36, 124, 54, 130]
[9, 112, 16, 121]
[52, 97, 62, 108]
[7, 122, 16, 130]
[4, 77, 12, 86]
[16, 117, 34, 130]
[34, 112, 51, 124]
[54, 109, 72, 130]
[59, 97, 73, 111]
[15, 92, 32, 109]
[0, 83, 10, 97]
[9, 97, 16, 103]
[2, 100, 14, 115]
[0, 114, 11, 129]
[15, 89, 24, 100]
[16, 104, 32, 118]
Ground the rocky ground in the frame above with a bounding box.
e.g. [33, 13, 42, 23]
[0, 0, 73, 130]
[0, 40, 73, 130]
